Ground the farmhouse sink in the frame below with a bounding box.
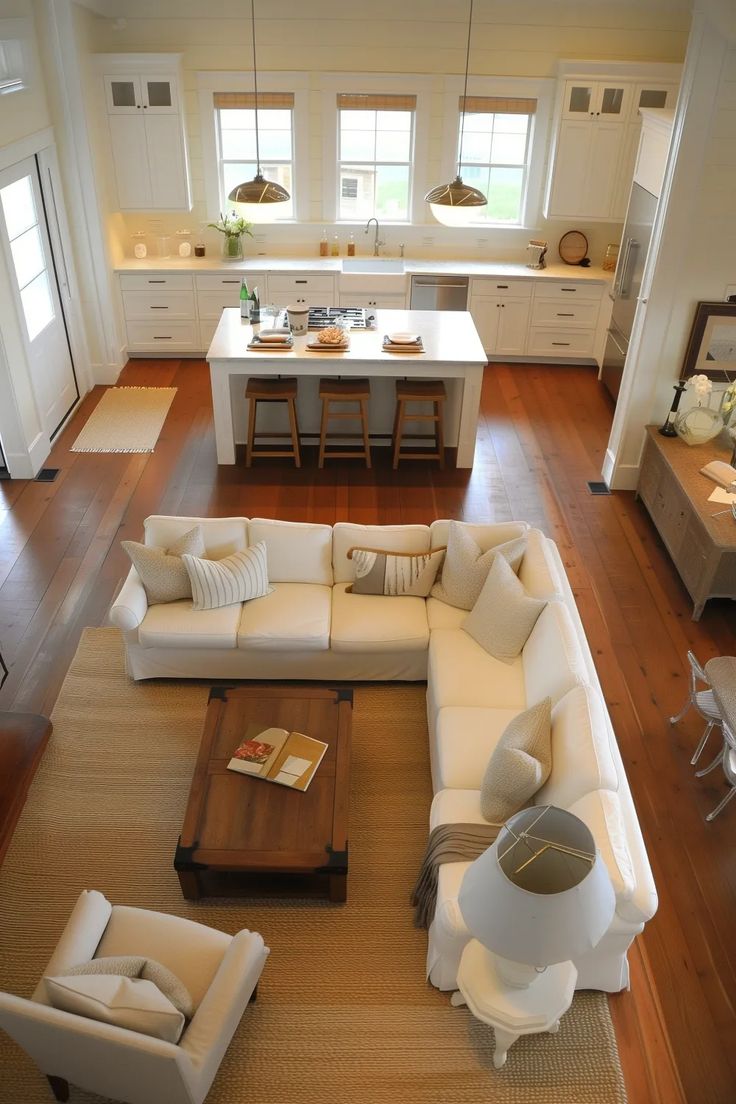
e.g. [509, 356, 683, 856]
[342, 258, 405, 273]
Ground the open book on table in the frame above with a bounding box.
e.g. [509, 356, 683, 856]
[227, 722, 328, 791]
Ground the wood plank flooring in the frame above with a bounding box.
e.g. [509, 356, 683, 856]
[1, 358, 735, 1102]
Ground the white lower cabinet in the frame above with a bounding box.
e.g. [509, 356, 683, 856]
[338, 293, 407, 310]
[267, 273, 337, 308]
[125, 321, 198, 353]
[469, 279, 532, 357]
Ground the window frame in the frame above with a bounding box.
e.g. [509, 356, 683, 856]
[197, 71, 309, 223]
[438, 76, 554, 229]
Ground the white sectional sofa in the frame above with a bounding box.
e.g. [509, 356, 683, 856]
[110, 515, 657, 993]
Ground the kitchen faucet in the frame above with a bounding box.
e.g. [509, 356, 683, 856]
[364, 217, 383, 257]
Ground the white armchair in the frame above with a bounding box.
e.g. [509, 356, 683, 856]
[0, 889, 269, 1104]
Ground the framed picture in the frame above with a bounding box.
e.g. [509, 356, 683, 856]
[681, 301, 736, 381]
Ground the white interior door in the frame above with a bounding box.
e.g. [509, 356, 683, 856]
[0, 157, 78, 438]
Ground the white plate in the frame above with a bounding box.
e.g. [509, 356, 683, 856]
[387, 331, 420, 344]
[257, 331, 291, 343]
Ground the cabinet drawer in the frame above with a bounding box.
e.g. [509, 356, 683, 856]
[526, 329, 595, 357]
[530, 299, 600, 328]
[197, 289, 243, 319]
[122, 289, 195, 321]
[119, 274, 193, 291]
[195, 272, 267, 291]
[534, 281, 604, 302]
[470, 278, 532, 298]
[125, 321, 198, 351]
[268, 273, 336, 295]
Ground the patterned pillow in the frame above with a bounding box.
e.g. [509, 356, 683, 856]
[59, 955, 192, 1019]
[182, 541, 271, 610]
[462, 554, 547, 663]
[122, 525, 204, 604]
[347, 546, 445, 597]
[480, 697, 553, 823]
[431, 522, 526, 609]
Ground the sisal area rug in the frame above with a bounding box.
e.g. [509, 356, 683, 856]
[70, 387, 176, 453]
[0, 629, 626, 1104]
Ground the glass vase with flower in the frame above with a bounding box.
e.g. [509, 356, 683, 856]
[674, 374, 724, 445]
[207, 212, 254, 262]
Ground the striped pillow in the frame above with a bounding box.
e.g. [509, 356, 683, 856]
[182, 542, 271, 610]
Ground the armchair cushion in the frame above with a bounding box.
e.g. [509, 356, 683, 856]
[45, 973, 185, 1044]
[59, 956, 193, 1018]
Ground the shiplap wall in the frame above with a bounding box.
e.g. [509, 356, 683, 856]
[80, 0, 690, 261]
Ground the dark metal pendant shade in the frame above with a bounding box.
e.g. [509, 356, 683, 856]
[228, 173, 290, 206]
[425, 176, 487, 209]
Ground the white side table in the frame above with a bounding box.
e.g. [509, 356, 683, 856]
[451, 938, 578, 1068]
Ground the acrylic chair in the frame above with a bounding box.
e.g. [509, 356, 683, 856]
[669, 650, 723, 765]
[695, 718, 736, 822]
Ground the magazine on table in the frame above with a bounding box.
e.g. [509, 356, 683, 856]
[227, 722, 328, 791]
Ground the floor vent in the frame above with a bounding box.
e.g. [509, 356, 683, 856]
[35, 468, 60, 483]
[587, 480, 611, 495]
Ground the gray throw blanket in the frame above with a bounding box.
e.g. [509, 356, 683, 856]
[411, 822, 501, 929]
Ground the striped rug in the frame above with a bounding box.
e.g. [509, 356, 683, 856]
[0, 628, 626, 1104]
[70, 387, 176, 453]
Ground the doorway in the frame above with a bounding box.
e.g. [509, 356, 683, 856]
[0, 155, 79, 441]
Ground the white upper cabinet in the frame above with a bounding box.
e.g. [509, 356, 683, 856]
[96, 56, 191, 212]
[545, 63, 680, 222]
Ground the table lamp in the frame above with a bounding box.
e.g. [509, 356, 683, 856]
[458, 805, 615, 989]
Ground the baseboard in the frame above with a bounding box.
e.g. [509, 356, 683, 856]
[91, 360, 124, 385]
[602, 448, 641, 491]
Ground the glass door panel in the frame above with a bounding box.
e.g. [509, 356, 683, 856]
[0, 174, 55, 342]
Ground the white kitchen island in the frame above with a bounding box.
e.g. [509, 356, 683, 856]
[208, 308, 487, 468]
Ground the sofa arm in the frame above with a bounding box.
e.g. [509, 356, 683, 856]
[110, 567, 149, 631]
[179, 930, 268, 1094]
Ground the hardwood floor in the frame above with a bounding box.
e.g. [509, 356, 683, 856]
[1, 357, 735, 1102]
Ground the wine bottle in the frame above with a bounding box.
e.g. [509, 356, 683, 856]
[239, 278, 250, 319]
[249, 285, 260, 323]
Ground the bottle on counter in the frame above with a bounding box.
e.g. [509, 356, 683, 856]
[347, 233, 355, 257]
[319, 229, 329, 257]
[249, 285, 260, 323]
[331, 234, 340, 257]
[240, 278, 250, 319]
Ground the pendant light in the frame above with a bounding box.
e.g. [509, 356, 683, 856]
[425, 0, 487, 225]
[227, 0, 290, 221]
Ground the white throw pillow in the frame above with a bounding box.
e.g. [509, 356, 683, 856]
[182, 542, 271, 610]
[462, 554, 547, 663]
[45, 973, 185, 1044]
[122, 525, 205, 604]
[479, 697, 553, 822]
[431, 521, 526, 610]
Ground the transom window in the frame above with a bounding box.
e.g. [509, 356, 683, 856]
[337, 93, 416, 222]
[0, 39, 24, 95]
[214, 91, 294, 219]
[457, 96, 536, 224]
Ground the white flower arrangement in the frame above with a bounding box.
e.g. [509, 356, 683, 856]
[687, 373, 713, 400]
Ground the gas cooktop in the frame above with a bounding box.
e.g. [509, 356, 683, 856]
[276, 307, 374, 330]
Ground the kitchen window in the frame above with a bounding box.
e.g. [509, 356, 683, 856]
[455, 96, 536, 224]
[336, 93, 416, 222]
[214, 91, 294, 219]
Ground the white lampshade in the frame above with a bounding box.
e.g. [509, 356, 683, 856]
[459, 805, 615, 968]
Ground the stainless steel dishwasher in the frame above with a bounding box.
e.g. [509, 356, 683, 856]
[410, 275, 469, 311]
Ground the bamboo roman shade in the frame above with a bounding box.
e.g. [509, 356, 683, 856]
[214, 92, 294, 109]
[337, 93, 417, 111]
[460, 96, 536, 114]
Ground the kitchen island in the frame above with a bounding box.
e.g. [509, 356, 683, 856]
[207, 308, 487, 468]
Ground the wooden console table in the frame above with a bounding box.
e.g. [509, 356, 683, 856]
[638, 427, 736, 620]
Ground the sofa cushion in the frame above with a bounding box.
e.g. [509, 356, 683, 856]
[248, 518, 333, 585]
[45, 973, 185, 1044]
[429, 520, 528, 551]
[144, 515, 248, 560]
[462, 555, 547, 663]
[479, 697, 552, 822]
[536, 685, 618, 808]
[348, 547, 445, 597]
[428, 629, 526, 711]
[183, 543, 270, 610]
[426, 597, 467, 631]
[567, 790, 636, 903]
[238, 583, 331, 651]
[139, 600, 241, 650]
[332, 523, 430, 584]
[430, 787, 486, 831]
[434, 706, 522, 790]
[122, 526, 205, 604]
[522, 601, 588, 706]
[518, 528, 566, 600]
[330, 582, 429, 653]
[431, 521, 527, 610]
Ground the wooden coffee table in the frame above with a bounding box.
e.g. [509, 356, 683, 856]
[174, 685, 352, 901]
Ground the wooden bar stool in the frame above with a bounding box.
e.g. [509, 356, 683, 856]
[245, 377, 301, 467]
[392, 379, 446, 469]
[318, 378, 371, 469]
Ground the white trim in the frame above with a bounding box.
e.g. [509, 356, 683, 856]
[197, 70, 309, 223]
[0, 126, 53, 172]
[556, 59, 683, 82]
[320, 73, 433, 225]
[92, 52, 184, 73]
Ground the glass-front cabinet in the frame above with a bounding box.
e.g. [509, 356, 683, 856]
[104, 74, 178, 115]
[562, 81, 632, 120]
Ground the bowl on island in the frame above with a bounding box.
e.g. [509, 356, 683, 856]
[387, 331, 420, 344]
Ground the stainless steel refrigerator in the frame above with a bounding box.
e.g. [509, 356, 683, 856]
[601, 182, 659, 400]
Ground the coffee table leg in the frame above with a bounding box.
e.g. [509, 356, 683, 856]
[328, 873, 347, 902]
[178, 869, 201, 900]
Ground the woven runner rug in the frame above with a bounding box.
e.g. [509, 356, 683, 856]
[0, 628, 626, 1104]
[70, 387, 176, 453]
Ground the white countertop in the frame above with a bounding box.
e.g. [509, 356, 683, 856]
[115, 255, 611, 283]
[207, 308, 487, 364]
